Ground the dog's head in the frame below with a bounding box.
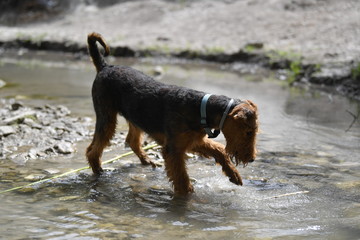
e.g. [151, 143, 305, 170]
[222, 100, 258, 167]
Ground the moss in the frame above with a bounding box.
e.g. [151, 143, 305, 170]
[266, 49, 302, 64]
[244, 43, 264, 53]
[287, 61, 302, 84]
[204, 46, 226, 55]
[16, 32, 47, 45]
[351, 62, 360, 81]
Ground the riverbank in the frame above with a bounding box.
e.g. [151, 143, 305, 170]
[0, 0, 359, 100]
[0, 98, 92, 162]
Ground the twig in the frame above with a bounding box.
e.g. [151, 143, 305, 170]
[0, 144, 159, 194]
[345, 109, 359, 132]
[257, 191, 310, 201]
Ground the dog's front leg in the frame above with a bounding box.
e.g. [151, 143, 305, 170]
[192, 138, 243, 186]
[162, 135, 194, 195]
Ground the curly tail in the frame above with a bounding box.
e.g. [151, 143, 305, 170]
[87, 32, 110, 72]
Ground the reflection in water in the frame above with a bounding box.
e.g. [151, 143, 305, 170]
[0, 51, 359, 239]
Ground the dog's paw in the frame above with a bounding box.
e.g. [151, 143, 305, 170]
[90, 167, 104, 178]
[188, 184, 194, 193]
[174, 184, 194, 196]
[140, 158, 158, 168]
[229, 171, 243, 186]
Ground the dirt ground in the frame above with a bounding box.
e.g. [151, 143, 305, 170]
[0, 0, 359, 99]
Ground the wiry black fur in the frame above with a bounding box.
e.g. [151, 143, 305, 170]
[93, 64, 241, 135]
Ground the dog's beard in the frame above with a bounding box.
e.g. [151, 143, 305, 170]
[226, 149, 248, 167]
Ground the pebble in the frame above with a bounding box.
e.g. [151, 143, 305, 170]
[54, 142, 75, 154]
[43, 168, 61, 174]
[0, 79, 5, 88]
[24, 174, 46, 181]
[0, 99, 92, 160]
[1, 110, 36, 125]
[11, 102, 23, 110]
[130, 174, 147, 182]
[0, 126, 16, 136]
[149, 185, 167, 192]
[153, 66, 164, 76]
[59, 195, 80, 201]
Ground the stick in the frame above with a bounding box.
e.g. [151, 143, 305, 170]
[0, 144, 158, 194]
[258, 191, 310, 200]
[345, 109, 359, 132]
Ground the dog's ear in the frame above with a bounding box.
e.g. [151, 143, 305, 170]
[231, 104, 256, 121]
[245, 100, 257, 110]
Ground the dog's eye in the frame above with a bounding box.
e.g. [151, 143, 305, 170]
[246, 131, 253, 136]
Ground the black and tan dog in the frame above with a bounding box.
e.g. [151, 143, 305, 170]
[86, 32, 258, 195]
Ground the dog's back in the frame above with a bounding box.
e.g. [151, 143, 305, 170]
[95, 64, 205, 134]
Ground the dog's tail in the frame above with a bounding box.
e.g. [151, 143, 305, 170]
[87, 32, 110, 72]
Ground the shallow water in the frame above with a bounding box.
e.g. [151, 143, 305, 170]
[0, 50, 359, 239]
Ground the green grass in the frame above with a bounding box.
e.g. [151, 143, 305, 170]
[351, 62, 360, 81]
[287, 61, 302, 84]
[266, 49, 302, 64]
[16, 32, 48, 45]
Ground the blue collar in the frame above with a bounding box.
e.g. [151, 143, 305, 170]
[200, 94, 234, 138]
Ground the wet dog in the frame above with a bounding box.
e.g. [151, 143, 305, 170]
[86, 32, 259, 195]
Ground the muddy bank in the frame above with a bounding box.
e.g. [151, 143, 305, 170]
[0, 99, 93, 163]
[1, 38, 359, 100]
[0, 0, 359, 100]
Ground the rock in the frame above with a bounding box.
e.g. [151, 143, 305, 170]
[1, 110, 36, 125]
[309, 65, 351, 85]
[0, 99, 92, 160]
[55, 105, 71, 118]
[58, 195, 80, 201]
[54, 142, 75, 154]
[9, 153, 29, 165]
[130, 174, 147, 182]
[11, 102, 23, 111]
[24, 174, 46, 181]
[0, 79, 6, 88]
[28, 148, 39, 159]
[0, 126, 16, 136]
[23, 118, 42, 129]
[153, 66, 164, 76]
[44, 168, 61, 174]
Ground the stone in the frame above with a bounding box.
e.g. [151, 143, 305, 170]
[0, 126, 16, 136]
[0, 79, 6, 88]
[54, 142, 75, 154]
[1, 110, 36, 125]
[153, 66, 164, 76]
[11, 102, 23, 111]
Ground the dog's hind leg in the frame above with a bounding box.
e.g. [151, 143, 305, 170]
[86, 107, 117, 175]
[192, 138, 243, 186]
[126, 122, 156, 167]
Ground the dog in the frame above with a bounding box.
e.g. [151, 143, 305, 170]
[86, 32, 259, 195]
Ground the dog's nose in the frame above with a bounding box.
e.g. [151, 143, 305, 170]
[249, 158, 255, 163]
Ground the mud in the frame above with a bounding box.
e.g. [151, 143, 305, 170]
[0, 0, 359, 100]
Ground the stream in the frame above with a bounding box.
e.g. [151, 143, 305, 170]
[0, 49, 359, 239]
